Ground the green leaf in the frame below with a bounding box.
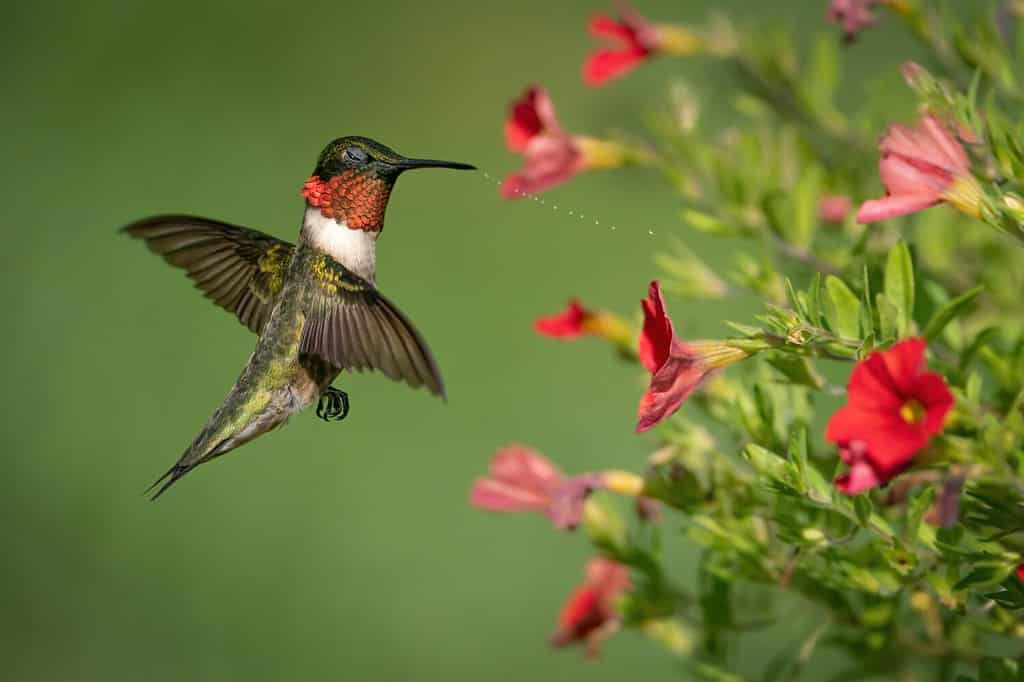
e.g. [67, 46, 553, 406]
[922, 286, 983, 340]
[954, 564, 1011, 591]
[906, 486, 937, 545]
[824, 275, 861, 339]
[978, 657, 1019, 682]
[884, 240, 915, 337]
[805, 273, 823, 327]
[743, 444, 790, 483]
[787, 426, 809, 494]
[853, 495, 872, 527]
[791, 166, 822, 248]
[766, 353, 824, 390]
[860, 264, 876, 338]
[875, 293, 898, 342]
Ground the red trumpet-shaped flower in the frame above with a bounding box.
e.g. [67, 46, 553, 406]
[535, 299, 596, 339]
[827, 0, 881, 42]
[470, 446, 645, 529]
[636, 281, 747, 433]
[826, 338, 954, 494]
[857, 114, 982, 223]
[585, 5, 702, 86]
[550, 557, 632, 657]
[502, 87, 625, 199]
[534, 298, 634, 351]
[470, 445, 643, 530]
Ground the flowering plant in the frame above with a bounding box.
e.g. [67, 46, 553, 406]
[473, 2, 1024, 679]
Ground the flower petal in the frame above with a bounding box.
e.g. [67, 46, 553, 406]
[535, 300, 590, 338]
[501, 135, 582, 199]
[504, 87, 561, 152]
[856, 193, 941, 223]
[589, 13, 634, 41]
[583, 47, 648, 86]
[638, 280, 674, 373]
[636, 340, 706, 432]
[547, 473, 605, 530]
[470, 478, 550, 512]
[489, 444, 564, 492]
[879, 337, 927, 396]
[915, 371, 955, 435]
[835, 458, 883, 494]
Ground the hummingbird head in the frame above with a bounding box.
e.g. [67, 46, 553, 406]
[302, 136, 474, 232]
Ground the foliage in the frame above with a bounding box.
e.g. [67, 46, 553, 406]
[477, 2, 1024, 679]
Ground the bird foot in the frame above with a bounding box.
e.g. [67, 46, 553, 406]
[316, 387, 350, 422]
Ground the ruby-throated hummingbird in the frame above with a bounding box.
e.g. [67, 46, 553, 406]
[124, 136, 474, 498]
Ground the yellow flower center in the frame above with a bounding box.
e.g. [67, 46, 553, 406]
[899, 399, 926, 425]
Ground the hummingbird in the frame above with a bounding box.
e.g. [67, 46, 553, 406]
[124, 136, 474, 498]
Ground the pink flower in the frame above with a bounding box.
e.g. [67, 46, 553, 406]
[818, 194, 853, 224]
[550, 557, 631, 657]
[636, 281, 746, 433]
[827, 0, 880, 42]
[826, 338, 954, 494]
[470, 445, 604, 530]
[857, 114, 981, 223]
[535, 300, 595, 339]
[501, 87, 626, 199]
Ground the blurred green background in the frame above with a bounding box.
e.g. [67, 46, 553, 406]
[1, 1, 906, 680]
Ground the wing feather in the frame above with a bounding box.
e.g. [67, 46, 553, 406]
[123, 215, 294, 334]
[299, 252, 444, 398]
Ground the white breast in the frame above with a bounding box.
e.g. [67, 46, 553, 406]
[301, 206, 377, 283]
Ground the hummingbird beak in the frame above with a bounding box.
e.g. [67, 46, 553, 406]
[391, 156, 476, 172]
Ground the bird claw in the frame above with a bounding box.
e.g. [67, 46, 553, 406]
[316, 387, 350, 422]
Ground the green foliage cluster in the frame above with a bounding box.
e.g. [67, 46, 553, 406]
[521, 3, 1024, 679]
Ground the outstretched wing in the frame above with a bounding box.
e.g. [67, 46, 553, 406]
[123, 215, 294, 334]
[300, 252, 445, 398]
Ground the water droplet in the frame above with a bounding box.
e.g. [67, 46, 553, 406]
[648, 229, 654, 236]
[612, 225, 617, 231]
[553, 205, 559, 211]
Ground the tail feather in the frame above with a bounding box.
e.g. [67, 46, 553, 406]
[145, 462, 197, 500]
[146, 436, 231, 500]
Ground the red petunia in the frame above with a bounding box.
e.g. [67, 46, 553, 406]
[826, 338, 954, 494]
[636, 281, 747, 432]
[585, 7, 659, 86]
[501, 86, 628, 199]
[1017, 565, 1024, 582]
[535, 299, 595, 338]
[857, 114, 980, 223]
[470, 445, 605, 530]
[550, 557, 631, 657]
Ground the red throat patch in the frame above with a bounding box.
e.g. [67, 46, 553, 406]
[301, 171, 392, 232]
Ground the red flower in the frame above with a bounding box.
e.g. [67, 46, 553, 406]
[585, 7, 658, 85]
[550, 557, 631, 657]
[501, 87, 625, 199]
[636, 281, 746, 433]
[584, 5, 702, 86]
[818, 194, 853, 224]
[857, 114, 981, 223]
[1016, 565, 1024, 582]
[826, 338, 954, 494]
[535, 300, 594, 338]
[470, 445, 605, 530]
[827, 0, 880, 42]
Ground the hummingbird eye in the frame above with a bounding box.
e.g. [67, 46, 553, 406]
[342, 146, 369, 164]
